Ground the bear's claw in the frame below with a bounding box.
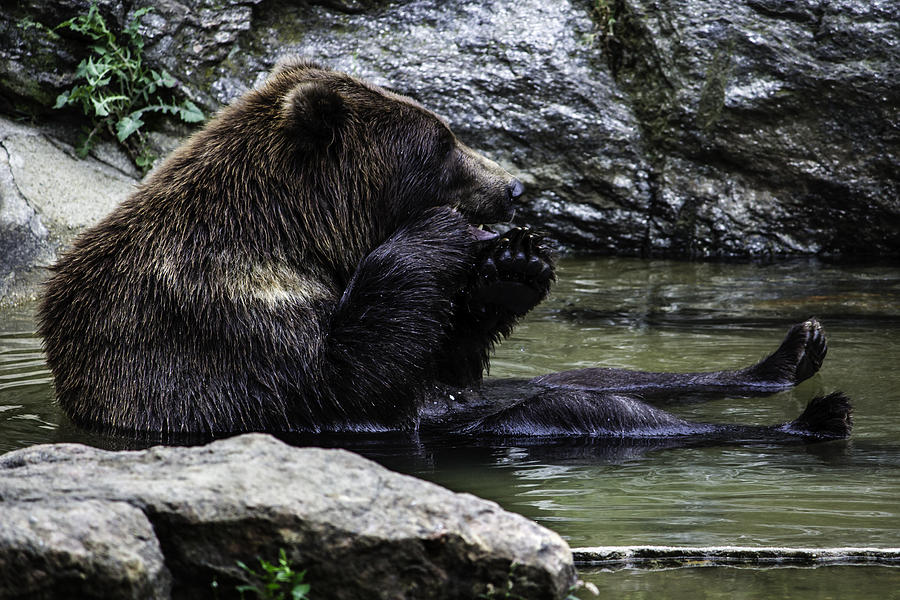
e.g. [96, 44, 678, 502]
[468, 226, 555, 316]
[486, 226, 554, 286]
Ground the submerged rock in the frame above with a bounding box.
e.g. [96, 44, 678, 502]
[0, 433, 576, 600]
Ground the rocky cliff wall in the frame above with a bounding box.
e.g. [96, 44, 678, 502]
[1, 0, 897, 291]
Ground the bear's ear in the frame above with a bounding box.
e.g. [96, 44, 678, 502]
[281, 81, 346, 149]
[270, 55, 329, 80]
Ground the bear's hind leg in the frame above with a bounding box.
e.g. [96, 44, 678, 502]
[462, 387, 852, 441]
[779, 392, 853, 439]
[530, 318, 828, 398]
[741, 318, 827, 388]
[466, 389, 705, 437]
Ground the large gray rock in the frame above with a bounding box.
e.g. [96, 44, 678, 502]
[0, 127, 52, 303]
[0, 500, 171, 600]
[0, 433, 576, 600]
[206, 0, 656, 254]
[608, 0, 900, 257]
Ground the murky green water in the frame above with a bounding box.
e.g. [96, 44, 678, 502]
[578, 564, 900, 599]
[2, 257, 899, 597]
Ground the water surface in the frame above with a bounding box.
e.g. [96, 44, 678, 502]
[578, 564, 900, 599]
[2, 257, 898, 597]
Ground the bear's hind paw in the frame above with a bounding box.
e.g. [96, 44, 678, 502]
[750, 317, 828, 387]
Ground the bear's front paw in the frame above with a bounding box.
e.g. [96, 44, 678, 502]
[469, 227, 555, 316]
[484, 226, 554, 286]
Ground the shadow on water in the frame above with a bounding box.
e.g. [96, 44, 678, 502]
[39, 418, 871, 469]
[272, 430, 863, 473]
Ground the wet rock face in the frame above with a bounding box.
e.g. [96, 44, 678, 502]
[137, 0, 262, 105]
[608, 0, 900, 257]
[0, 0, 262, 114]
[1, 0, 897, 258]
[0, 434, 576, 600]
[205, 0, 657, 254]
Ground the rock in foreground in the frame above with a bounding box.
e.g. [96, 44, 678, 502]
[0, 433, 575, 599]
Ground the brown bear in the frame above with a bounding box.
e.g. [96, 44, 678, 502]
[38, 58, 851, 442]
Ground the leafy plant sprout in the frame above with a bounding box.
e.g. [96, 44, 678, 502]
[235, 549, 311, 600]
[593, 0, 617, 39]
[51, 1, 204, 171]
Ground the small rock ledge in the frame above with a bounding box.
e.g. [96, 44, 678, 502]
[0, 433, 576, 599]
[572, 545, 900, 569]
[0, 116, 137, 305]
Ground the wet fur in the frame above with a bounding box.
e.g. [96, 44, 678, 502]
[39, 59, 519, 435]
[38, 59, 851, 442]
[424, 318, 851, 441]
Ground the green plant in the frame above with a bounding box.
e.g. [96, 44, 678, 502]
[52, 1, 204, 170]
[236, 549, 311, 600]
[18, 16, 59, 38]
[593, 0, 617, 39]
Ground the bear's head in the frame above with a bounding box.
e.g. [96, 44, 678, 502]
[268, 58, 522, 248]
[150, 58, 523, 279]
[274, 58, 521, 223]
